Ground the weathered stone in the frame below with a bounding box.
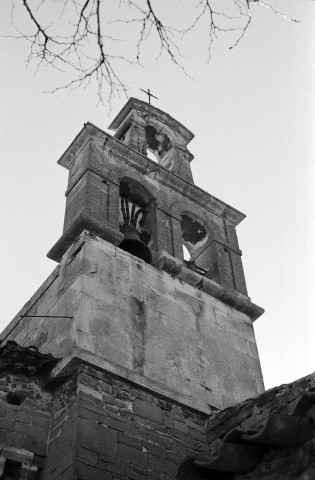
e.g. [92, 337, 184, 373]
[133, 399, 163, 424]
[0, 99, 270, 480]
[118, 444, 148, 466]
[78, 418, 118, 457]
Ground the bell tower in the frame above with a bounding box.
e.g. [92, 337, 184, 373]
[0, 98, 264, 480]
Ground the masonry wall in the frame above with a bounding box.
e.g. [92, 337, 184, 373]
[2, 232, 264, 413]
[44, 363, 209, 480]
[0, 371, 52, 475]
[0, 265, 77, 357]
[43, 372, 78, 480]
[54, 125, 249, 295]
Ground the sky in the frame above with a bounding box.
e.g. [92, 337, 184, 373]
[1, 0, 314, 390]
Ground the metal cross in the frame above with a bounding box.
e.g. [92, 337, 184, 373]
[140, 88, 158, 104]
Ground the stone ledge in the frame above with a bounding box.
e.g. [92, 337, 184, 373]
[58, 123, 246, 225]
[50, 232, 262, 321]
[48, 349, 220, 414]
[155, 252, 264, 321]
[47, 214, 123, 263]
[108, 97, 195, 144]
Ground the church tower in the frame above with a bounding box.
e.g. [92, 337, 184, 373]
[0, 98, 264, 479]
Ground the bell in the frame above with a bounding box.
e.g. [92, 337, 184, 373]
[119, 224, 152, 264]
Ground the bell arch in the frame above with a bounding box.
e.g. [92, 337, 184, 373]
[180, 212, 210, 266]
[118, 177, 157, 263]
[145, 124, 174, 167]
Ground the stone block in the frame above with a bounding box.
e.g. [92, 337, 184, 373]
[247, 340, 259, 359]
[163, 415, 174, 429]
[118, 444, 148, 466]
[142, 441, 166, 459]
[148, 455, 176, 476]
[155, 251, 183, 276]
[119, 432, 143, 451]
[81, 275, 118, 304]
[133, 400, 163, 425]
[75, 329, 133, 371]
[75, 461, 110, 480]
[133, 415, 166, 433]
[143, 286, 173, 317]
[0, 418, 15, 432]
[101, 416, 126, 433]
[214, 309, 254, 340]
[127, 469, 150, 480]
[78, 406, 99, 422]
[106, 463, 126, 476]
[76, 446, 99, 466]
[19, 433, 47, 456]
[100, 381, 113, 395]
[144, 310, 191, 361]
[188, 427, 206, 442]
[256, 389, 277, 406]
[61, 465, 75, 480]
[77, 418, 118, 458]
[53, 450, 76, 477]
[185, 418, 206, 433]
[173, 420, 189, 434]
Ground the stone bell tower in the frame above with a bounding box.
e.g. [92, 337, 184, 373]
[0, 98, 264, 479]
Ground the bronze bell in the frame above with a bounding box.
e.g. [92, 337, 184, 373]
[119, 224, 152, 264]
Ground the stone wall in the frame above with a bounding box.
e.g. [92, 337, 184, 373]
[43, 372, 78, 480]
[2, 232, 264, 412]
[176, 373, 315, 480]
[51, 118, 250, 296]
[0, 371, 52, 476]
[44, 363, 209, 480]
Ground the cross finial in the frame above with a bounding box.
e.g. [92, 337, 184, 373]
[140, 88, 158, 105]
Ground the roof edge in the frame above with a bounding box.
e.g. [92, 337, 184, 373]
[108, 97, 194, 144]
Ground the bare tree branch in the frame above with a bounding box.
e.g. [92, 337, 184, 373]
[3, 0, 302, 105]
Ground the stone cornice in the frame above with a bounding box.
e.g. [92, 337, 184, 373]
[57, 123, 246, 226]
[108, 97, 195, 144]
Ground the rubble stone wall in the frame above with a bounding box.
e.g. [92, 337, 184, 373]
[0, 371, 52, 474]
[45, 363, 209, 480]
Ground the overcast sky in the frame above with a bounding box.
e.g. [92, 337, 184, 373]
[1, 0, 314, 390]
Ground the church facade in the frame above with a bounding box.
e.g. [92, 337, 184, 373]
[0, 99, 265, 479]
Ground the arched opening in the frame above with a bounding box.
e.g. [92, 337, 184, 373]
[183, 244, 191, 261]
[118, 179, 155, 263]
[146, 149, 158, 163]
[1, 459, 22, 480]
[145, 125, 173, 169]
[180, 213, 209, 274]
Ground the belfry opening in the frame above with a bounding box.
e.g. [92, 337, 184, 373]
[118, 179, 152, 264]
